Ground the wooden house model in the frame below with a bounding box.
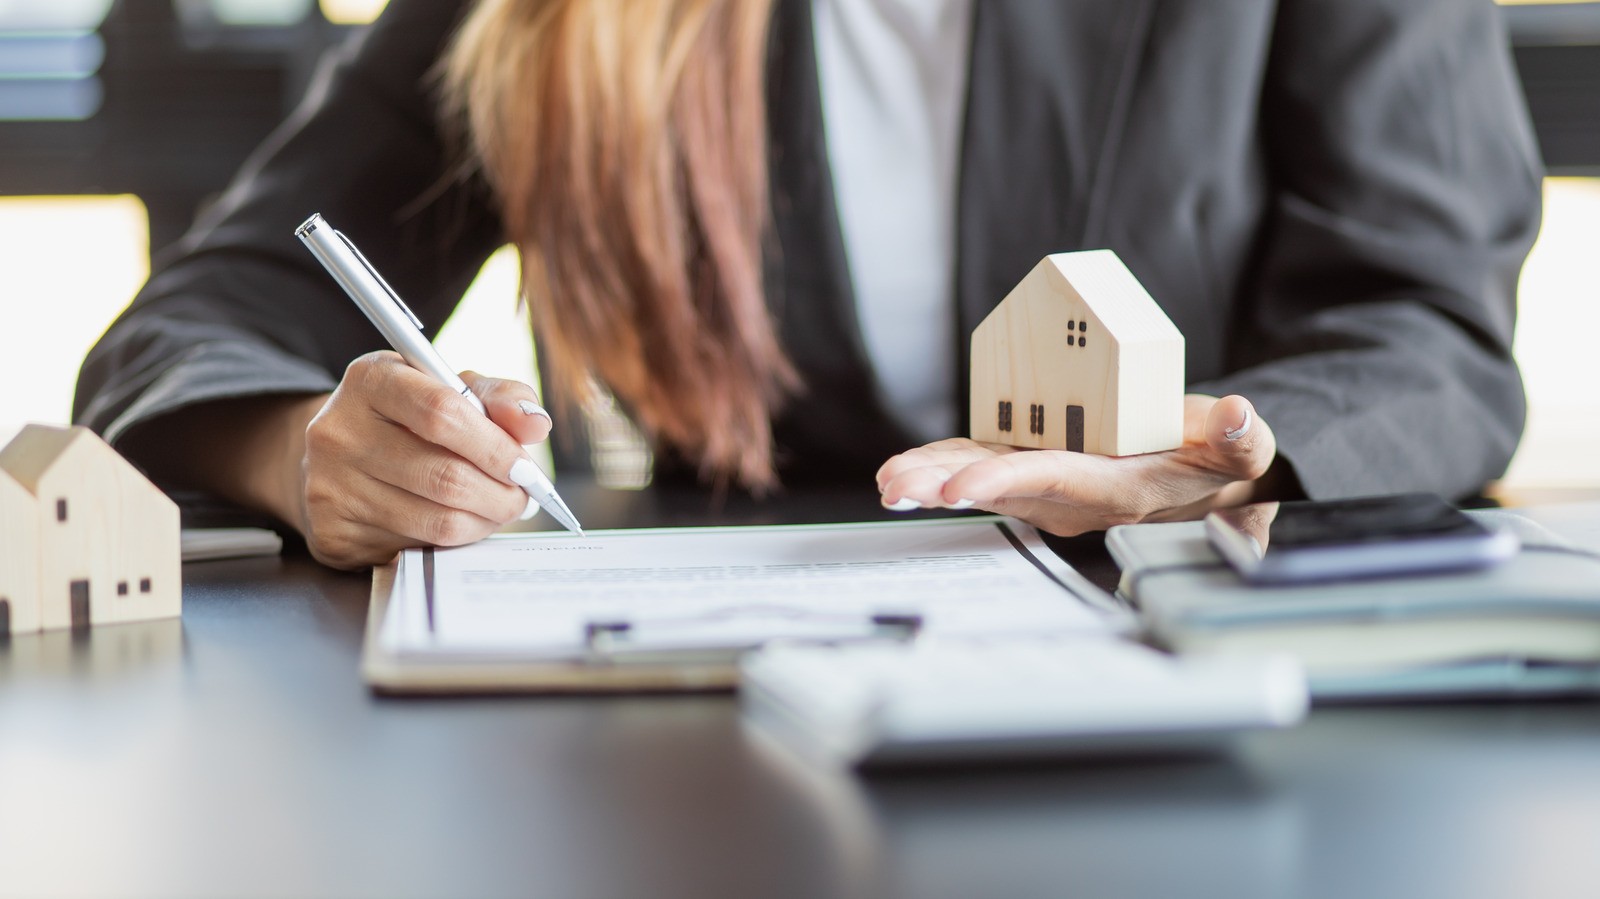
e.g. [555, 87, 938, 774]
[0, 425, 180, 637]
[970, 250, 1185, 456]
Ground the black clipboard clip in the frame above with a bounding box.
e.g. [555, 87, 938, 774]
[583, 607, 924, 665]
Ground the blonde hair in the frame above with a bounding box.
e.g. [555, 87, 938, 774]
[442, 0, 793, 490]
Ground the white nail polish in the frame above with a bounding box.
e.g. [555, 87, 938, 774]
[517, 400, 552, 422]
[509, 457, 539, 488]
[884, 497, 922, 512]
[1225, 408, 1253, 442]
[521, 496, 540, 520]
[948, 499, 976, 510]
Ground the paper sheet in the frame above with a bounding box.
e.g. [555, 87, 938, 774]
[381, 517, 1123, 661]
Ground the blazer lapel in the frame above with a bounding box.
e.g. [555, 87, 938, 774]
[953, 0, 1158, 430]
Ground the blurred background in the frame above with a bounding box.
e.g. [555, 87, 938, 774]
[0, 0, 1596, 497]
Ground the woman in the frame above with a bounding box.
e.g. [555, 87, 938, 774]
[76, 0, 1541, 569]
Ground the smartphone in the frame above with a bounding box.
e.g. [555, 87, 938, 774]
[1204, 493, 1519, 584]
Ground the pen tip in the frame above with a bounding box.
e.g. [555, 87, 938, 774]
[547, 504, 584, 537]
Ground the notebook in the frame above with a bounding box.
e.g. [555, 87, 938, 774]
[1106, 509, 1600, 699]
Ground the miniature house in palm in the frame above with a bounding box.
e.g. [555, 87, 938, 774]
[0, 424, 180, 637]
[970, 250, 1185, 456]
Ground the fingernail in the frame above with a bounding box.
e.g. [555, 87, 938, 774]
[509, 457, 539, 488]
[884, 497, 922, 512]
[521, 496, 540, 521]
[1225, 408, 1253, 442]
[947, 498, 976, 510]
[517, 400, 552, 423]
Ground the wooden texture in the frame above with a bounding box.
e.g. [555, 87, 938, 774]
[0, 469, 40, 635]
[0, 425, 181, 634]
[970, 250, 1184, 456]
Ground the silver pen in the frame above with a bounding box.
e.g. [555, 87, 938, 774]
[295, 213, 584, 536]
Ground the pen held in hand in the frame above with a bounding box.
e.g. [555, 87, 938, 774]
[295, 212, 584, 536]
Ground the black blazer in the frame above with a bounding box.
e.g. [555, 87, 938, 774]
[77, 0, 1542, 503]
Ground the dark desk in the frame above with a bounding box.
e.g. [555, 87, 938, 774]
[5, 485, 1600, 899]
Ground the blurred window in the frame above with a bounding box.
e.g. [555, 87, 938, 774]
[0, 0, 111, 121]
[0, 0, 114, 30]
[0, 196, 149, 428]
[173, 0, 313, 27]
[1503, 177, 1600, 489]
[319, 0, 389, 26]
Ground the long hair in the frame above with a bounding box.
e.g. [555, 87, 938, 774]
[441, 0, 793, 490]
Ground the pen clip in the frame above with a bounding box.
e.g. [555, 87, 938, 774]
[335, 229, 426, 332]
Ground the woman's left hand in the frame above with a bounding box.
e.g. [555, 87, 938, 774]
[875, 394, 1278, 536]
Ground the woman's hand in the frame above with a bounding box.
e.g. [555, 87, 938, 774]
[293, 351, 553, 569]
[875, 394, 1278, 536]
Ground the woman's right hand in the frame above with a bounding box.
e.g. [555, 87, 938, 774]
[290, 351, 553, 569]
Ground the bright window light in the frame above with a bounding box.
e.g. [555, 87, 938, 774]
[0, 196, 148, 430]
[319, 0, 389, 26]
[1502, 177, 1600, 490]
[434, 245, 537, 396]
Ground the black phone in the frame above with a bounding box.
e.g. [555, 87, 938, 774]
[1204, 493, 1519, 584]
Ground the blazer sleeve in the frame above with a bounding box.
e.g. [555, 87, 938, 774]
[73, 0, 501, 461]
[1190, 0, 1543, 501]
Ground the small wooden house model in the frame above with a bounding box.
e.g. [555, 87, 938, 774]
[0, 468, 40, 636]
[970, 250, 1184, 456]
[0, 425, 180, 637]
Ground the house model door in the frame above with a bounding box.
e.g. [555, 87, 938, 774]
[70, 580, 90, 630]
[1066, 405, 1085, 453]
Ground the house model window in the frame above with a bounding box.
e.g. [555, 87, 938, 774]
[1067, 320, 1091, 348]
[969, 250, 1184, 456]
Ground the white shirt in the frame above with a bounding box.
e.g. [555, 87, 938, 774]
[812, 0, 974, 442]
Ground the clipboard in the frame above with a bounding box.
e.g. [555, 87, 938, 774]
[362, 560, 745, 693]
[360, 518, 1124, 695]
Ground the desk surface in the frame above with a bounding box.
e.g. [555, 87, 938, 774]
[4, 486, 1600, 899]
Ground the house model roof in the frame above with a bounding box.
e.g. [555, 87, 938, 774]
[0, 424, 97, 495]
[1039, 250, 1182, 344]
[970, 249, 1185, 457]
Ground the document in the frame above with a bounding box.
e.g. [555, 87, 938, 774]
[380, 517, 1124, 662]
